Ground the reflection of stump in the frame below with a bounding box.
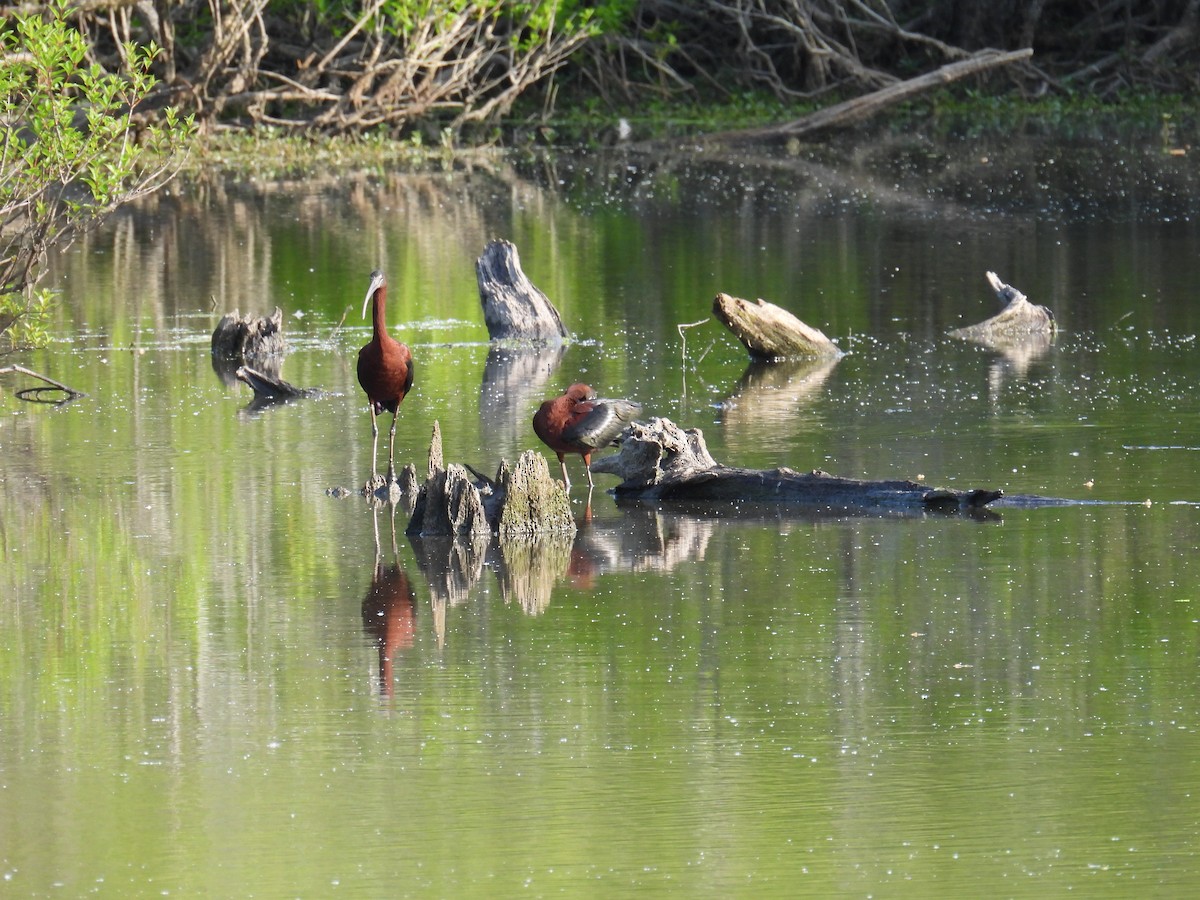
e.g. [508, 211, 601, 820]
[480, 343, 566, 449]
[950, 272, 1056, 340]
[408, 533, 488, 608]
[591, 417, 1002, 512]
[494, 533, 574, 615]
[476, 240, 569, 342]
[713, 293, 842, 360]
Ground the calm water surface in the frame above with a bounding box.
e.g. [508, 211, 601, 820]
[3, 133, 1199, 896]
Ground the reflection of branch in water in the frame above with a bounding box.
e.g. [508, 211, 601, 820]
[480, 344, 566, 450]
[361, 503, 416, 697]
[493, 532, 574, 615]
[718, 356, 841, 434]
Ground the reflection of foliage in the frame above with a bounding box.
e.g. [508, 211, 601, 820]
[0, 1, 193, 345]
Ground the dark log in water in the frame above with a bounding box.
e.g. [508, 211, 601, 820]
[475, 239, 569, 342]
[950, 272, 1056, 341]
[235, 366, 320, 402]
[713, 292, 843, 360]
[590, 418, 1003, 513]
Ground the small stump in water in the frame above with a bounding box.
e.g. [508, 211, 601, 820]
[950, 272, 1056, 341]
[476, 239, 569, 343]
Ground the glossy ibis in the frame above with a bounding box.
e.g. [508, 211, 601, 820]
[357, 269, 414, 486]
[533, 383, 641, 490]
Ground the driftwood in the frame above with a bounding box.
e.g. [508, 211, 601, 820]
[211, 308, 286, 386]
[950, 272, 1056, 341]
[476, 239, 569, 342]
[590, 418, 1002, 513]
[707, 48, 1034, 143]
[713, 292, 843, 360]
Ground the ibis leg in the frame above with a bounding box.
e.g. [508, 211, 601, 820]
[386, 410, 399, 482]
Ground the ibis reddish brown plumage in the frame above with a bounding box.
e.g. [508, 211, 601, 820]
[533, 383, 641, 490]
[357, 269, 413, 485]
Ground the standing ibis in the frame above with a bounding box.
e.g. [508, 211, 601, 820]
[533, 383, 641, 490]
[357, 269, 413, 487]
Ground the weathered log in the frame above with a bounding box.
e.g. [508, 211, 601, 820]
[706, 48, 1034, 144]
[590, 417, 1002, 513]
[713, 292, 843, 360]
[950, 272, 1056, 341]
[476, 239, 569, 342]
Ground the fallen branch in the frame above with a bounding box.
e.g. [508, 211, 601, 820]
[705, 47, 1034, 143]
[476, 239, 569, 343]
[0, 364, 87, 404]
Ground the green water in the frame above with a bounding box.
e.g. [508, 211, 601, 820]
[2, 141, 1199, 896]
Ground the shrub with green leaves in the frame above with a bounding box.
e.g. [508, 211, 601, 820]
[0, 0, 194, 349]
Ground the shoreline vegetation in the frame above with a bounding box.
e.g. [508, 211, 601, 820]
[3, 1, 1199, 349]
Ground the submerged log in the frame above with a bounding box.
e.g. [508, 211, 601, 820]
[235, 366, 320, 403]
[713, 293, 843, 360]
[590, 418, 1002, 512]
[950, 272, 1056, 341]
[476, 239, 569, 342]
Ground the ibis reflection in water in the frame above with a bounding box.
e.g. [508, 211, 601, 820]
[361, 502, 416, 698]
[532, 383, 641, 490]
[357, 269, 414, 489]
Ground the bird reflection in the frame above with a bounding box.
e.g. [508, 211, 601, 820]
[361, 501, 416, 697]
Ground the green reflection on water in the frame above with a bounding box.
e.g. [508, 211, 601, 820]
[3, 149, 1200, 895]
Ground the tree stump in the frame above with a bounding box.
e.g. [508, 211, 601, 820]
[713, 292, 843, 360]
[405, 463, 493, 537]
[476, 239, 569, 342]
[950, 272, 1056, 341]
[492, 450, 575, 537]
[590, 417, 1002, 513]
[402, 418, 575, 536]
[211, 308, 286, 385]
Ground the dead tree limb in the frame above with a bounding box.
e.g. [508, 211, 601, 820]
[706, 48, 1034, 143]
[713, 292, 842, 360]
[949, 271, 1056, 342]
[0, 364, 87, 404]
